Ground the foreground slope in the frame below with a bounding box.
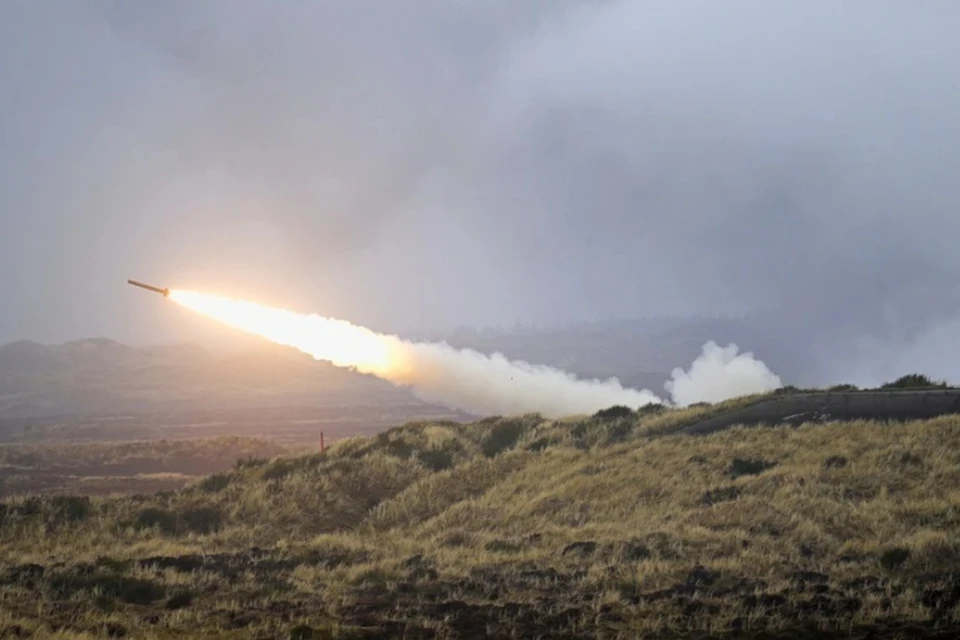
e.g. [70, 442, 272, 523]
[1, 403, 959, 638]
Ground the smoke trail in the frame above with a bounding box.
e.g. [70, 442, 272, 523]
[665, 340, 783, 406]
[385, 340, 661, 417]
[169, 289, 661, 417]
[170, 290, 784, 416]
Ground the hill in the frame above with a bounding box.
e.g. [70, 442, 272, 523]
[0, 315, 722, 423]
[0, 317, 769, 443]
[1, 400, 958, 638]
[0, 338, 422, 419]
[0, 338, 471, 443]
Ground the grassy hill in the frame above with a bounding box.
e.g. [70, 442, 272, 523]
[1, 399, 958, 638]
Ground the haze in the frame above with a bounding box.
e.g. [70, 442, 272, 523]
[2, 1, 959, 387]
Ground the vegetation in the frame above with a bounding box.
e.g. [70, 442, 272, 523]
[0, 436, 289, 497]
[1, 401, 959, 638]
[771, 376, 956, 396]
[880, 373, 950, 390]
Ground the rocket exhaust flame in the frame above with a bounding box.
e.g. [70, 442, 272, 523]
[168, 290, 395, 375]
[148, 286, 781, 415]
[166, 289, 663, 417]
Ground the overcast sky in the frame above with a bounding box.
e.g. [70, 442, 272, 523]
[2, 1, 960, 384]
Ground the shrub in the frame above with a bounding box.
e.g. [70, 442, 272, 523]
[50, 496, 92, 523]
[102, 576, 167, 605]
[729, 457, 777, 478]
[880, 547, 910, 571]
[419, 441, 460, 472]
[702, 486, 742, 505]
[234, 456, 269, 470]
[484, 539, 524, 554]
[165, 591, 195, 610]
[824, 455, 848, 469]
[262, 459, 298, 481]
[134, 508, 178, 534]
[899, 452, 924, 467]
[197, 472, 231, 493]
[604, 420, 634, 444]
[481, 421, 525, 458]
[178, 506, 224, 535]
[637, 403, 668, 416]
[372, 432, 416, 459]
[594, 405, 634, 420]
[50, 572, 166, 605]
[384, 438, 415, 460]
[526, 437, 552, 452]
[828, 384, 859, 392]
[16, 497, 42, 517]
[774, 385, 801, 395]
[880, 374, 949, 389]
[289, 625, 317, 640]
[620, 539, 652, 561]
[95, 556, 131, 573]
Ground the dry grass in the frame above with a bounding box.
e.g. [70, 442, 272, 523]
[1, 407, 959, 638]
[0, 436, 289, 497]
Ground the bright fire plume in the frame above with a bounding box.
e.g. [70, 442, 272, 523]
[168, 290, 402, 376]
[167, 289, 665, 417]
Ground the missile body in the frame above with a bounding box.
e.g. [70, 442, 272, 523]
[127, 279, 170, 297]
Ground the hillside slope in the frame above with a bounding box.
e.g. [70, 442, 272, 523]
[1, 403, 959, 638]
[0, 338, 418, 419]
[0, 314, 768, 422]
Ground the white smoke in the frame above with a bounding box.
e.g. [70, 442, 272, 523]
[171, 290, 783, 417]
[381, 339, 663, 418]
[376, 337, 782, 417]
[664, 340, 783, 407]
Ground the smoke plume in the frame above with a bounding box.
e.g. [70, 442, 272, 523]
[168, 289, 663, 417]
[385, 340, 662, 417]
[349, 336, 785, 416]
[171, 290, 786, 417]
[665, 341, 783, 407]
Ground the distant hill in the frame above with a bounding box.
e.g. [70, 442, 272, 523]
[0, 315, 793, 424]
[0, 337, 416, 420]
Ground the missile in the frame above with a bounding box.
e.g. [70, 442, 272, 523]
[127, 279, 170, 297]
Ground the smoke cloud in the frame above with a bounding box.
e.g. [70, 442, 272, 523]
[172, 290, 783, 417]
[353, 337, 784, 417]
[665, 341, 783, 407]
[387, 340, 662, 417]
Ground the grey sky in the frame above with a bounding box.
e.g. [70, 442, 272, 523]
[2, 1, 960, 384]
